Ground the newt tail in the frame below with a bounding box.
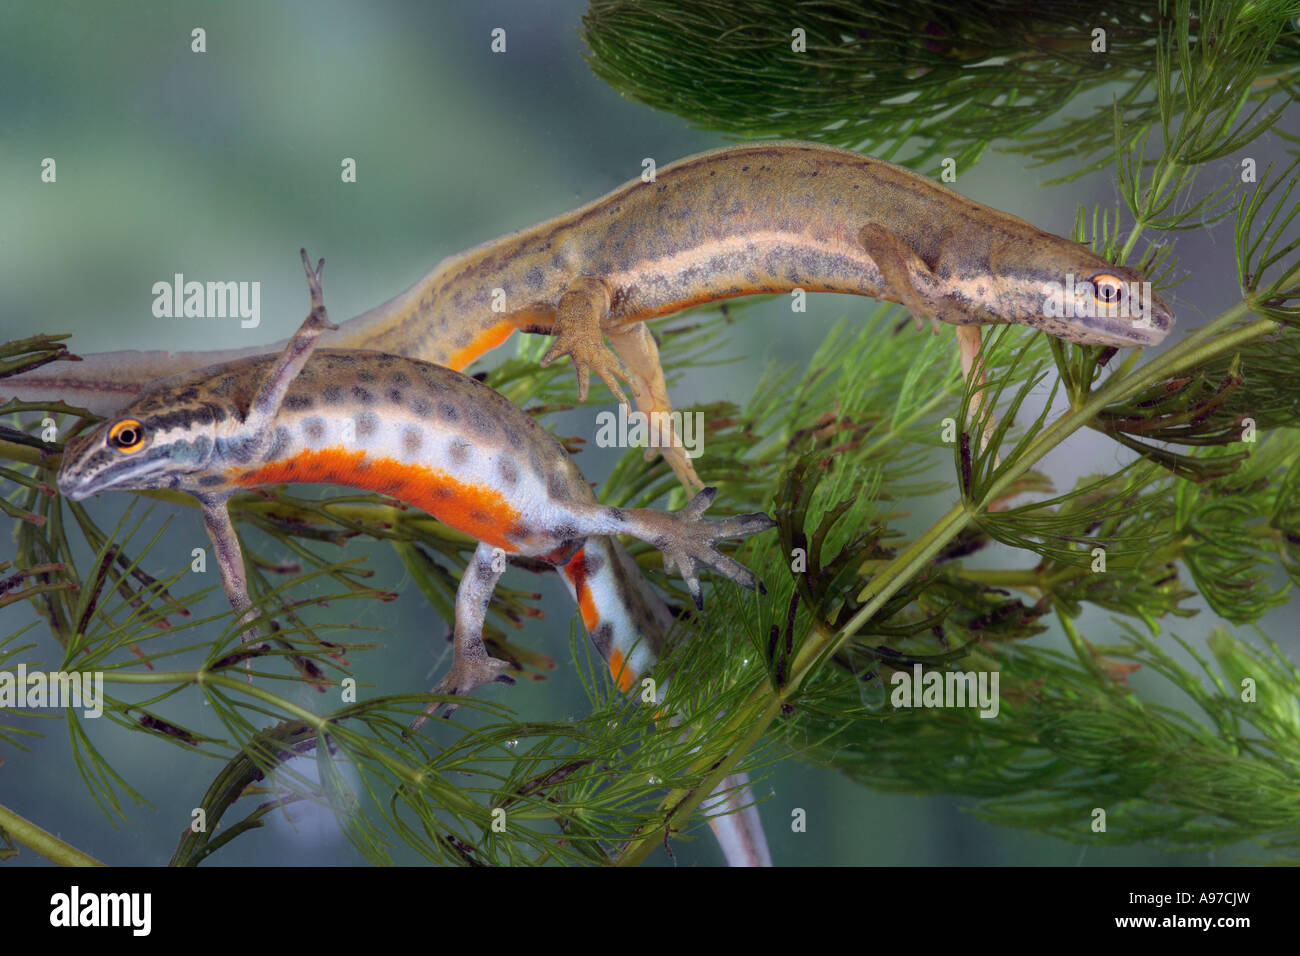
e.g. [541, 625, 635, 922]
[559, 536, 772, 866]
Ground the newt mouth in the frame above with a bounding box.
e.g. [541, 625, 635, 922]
[1050, 290, 1175, 348]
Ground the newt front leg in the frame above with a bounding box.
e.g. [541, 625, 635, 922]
[197, 493, 265, 653]
[539, 275, 636, 406]
[413, 540, 515, 728]
[860, 223, 996, 454]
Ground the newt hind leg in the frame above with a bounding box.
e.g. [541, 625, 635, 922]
[605, 322, 706, 492]
[858, 222, 946, 334]
[412, 540, 515, 729]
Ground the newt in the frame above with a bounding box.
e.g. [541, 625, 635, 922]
[10, 141, 1175, 490]
[56, 251, 775, 865]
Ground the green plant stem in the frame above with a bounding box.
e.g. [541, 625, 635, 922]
[0, 801, 104, 866]
[0, 439, 46, 468]
[1120, 158, 1183, 263]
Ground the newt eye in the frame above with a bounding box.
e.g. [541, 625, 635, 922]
[108, 418, 146, 453]
[1091, 273, 1126, 307]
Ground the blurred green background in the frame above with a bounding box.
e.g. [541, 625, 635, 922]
[1, 0, 1295, 866]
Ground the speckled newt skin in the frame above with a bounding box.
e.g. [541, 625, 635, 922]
[57, 253, 773, 702]
[11, 141, 1175, 490]
[56, 253, 775, 865]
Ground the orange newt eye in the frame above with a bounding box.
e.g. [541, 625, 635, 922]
[108, 418, 146, 453]
[1091, 273, 1126, 306]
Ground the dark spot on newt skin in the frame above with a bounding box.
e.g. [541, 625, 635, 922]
[266, 426, 292, 461]
[503, 426, 524, 450]
[387, 389, 404, 404]
[553, 523, 580, 541]
[547, 473, 570, 500]
[497, 458, 519, 485]
[402, 428, 423, 455]
[390, 371, 410, 387]
[303, 417, 325, 443]
[582, 550, 605, 576]
[322, 385, 343, 404]
[356, 412, 379, 439]
[467, 407, 494, 437]
[283, 393, 312, 410]
[439, 402, 459, 423]
[198, 474, 227, 487]
[448, 440, 470, 466]
[421, 365, 451, 389]
[432, 485, 455, 499]
[412, 397, 433, 418]
[592, 622, 613, 651]
[357, 370, 376, 383]
[213, 375, 241, 396]
[352, 386, 374, 405]
[525, 265, 544, 290]
[605, 507, 626, 523]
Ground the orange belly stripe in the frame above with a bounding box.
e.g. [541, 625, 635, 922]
[562, 548, 602, 632]
[229, 445, 523, 549]
[607, 648, 636, 692]
[445, 321, 517, 371]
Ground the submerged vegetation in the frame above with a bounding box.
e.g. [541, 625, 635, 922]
[2, 0, 1299, 864]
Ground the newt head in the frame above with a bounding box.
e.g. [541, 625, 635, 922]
[987, 231, 1175, 349]
[58, 382, 226, 501]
